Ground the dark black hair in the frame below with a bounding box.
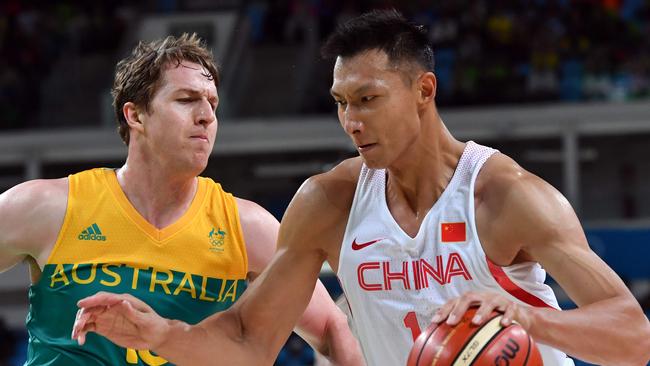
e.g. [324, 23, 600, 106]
[321, 9, 434, 72]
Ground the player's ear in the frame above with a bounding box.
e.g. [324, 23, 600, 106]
[123, 102, 145, 134]
[418, 72, 436, 104]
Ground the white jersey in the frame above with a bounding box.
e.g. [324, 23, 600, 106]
[337, 141, 572, 366]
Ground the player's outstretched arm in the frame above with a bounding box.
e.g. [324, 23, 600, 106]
[212, 173, 359, 364]
[74, 174, 356, 365]
[236, 198, 364, 365]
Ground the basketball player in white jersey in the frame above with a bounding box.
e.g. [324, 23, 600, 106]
[72, 10, 650, 366]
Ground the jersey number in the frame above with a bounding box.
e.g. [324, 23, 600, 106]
[126, 348, 168, 365]
[403, 311, 422, 341]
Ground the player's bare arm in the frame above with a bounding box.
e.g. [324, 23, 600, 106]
[0, 178, 68, 275]
[236, 197, 363, 364]
[436, 153, 650, 365]
[193, 160, 360, 364]
[73, 159, 362, 365]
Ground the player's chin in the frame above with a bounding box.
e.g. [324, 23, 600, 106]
[187, 155, 210, 174]
[360, 157, 387, 170]
[192, 149, 211, 161]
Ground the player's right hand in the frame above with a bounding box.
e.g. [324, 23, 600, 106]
[431, 291, 529, 329]
[72, 291, 172, 350]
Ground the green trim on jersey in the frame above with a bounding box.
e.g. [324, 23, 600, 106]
[26, 263, 247, 365]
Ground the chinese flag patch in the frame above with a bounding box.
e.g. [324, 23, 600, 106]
[441, 222, 466, 242]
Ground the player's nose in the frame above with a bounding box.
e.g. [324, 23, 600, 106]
[342, 110, 363, 135]
[195, 99, 216, 126]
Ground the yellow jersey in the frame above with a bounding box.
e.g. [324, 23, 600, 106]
[26, 168, 248, 365]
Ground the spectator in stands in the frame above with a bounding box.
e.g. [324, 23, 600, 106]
[3, 0, 650, 125]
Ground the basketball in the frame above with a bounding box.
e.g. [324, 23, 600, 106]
[406, 307, 543, 366]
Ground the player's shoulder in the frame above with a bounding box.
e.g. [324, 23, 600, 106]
[296, 157, 361, 213]
[234, 197, 279, 230]
[476, 152, 566, 216]
[0, 178, 69, 255]
[477, 152, 541, 199]
[0, 177, 69, 212]
[233, 197, 279, 273]
[474, 153, 576, 263]
[282, 157, 361, 233]
[308, 157, 362, 190]
[278, 158, 362, 253]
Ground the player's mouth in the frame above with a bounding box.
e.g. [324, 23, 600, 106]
[191, 134, 209, 142]
[357, 143, 377, 152]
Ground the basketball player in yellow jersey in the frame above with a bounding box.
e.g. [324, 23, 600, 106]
[0, 34, 363, 365]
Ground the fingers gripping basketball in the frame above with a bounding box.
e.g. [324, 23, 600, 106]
[407, 307, 543, 366]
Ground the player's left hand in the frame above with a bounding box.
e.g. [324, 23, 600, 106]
[431, 291, 532, 330]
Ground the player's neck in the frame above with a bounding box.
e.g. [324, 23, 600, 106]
[386, 119, 464, 215]
[115, 159, 198, 229]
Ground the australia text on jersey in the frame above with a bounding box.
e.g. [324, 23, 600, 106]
[47, 263, 242, 303]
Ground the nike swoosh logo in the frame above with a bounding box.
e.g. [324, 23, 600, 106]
[351, 238, 383, 250]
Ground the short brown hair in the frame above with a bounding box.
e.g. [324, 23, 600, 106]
[112, 33, 219, 145]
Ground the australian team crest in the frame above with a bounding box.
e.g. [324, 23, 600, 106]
[208, 227, 227, 252]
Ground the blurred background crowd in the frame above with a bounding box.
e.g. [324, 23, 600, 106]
[2, 0, 650, 128]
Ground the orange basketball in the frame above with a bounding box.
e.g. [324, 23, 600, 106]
[407, 307, 543, 366]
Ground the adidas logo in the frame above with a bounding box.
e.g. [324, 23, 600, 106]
[78, 223, 107, 241]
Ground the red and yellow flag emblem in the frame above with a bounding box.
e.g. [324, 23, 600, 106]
[441, 222, 466, 242]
